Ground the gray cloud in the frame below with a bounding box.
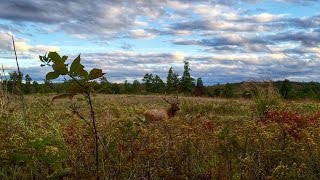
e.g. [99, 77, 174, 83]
[270, 31, 320, 47]
[276, 0, 320, 5]
[4, 49, 320, 85]
[173, 34, 272, 53]
[0, 0, 167, 39]
[1, 0, 320, 84]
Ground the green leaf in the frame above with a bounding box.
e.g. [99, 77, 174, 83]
[46, 72, 60, 80]
[70, 55, 84, 76]
[40, 54, 50, 64]
[88, 68, 105, 80]
[52, 60, 68, 75]
[48, 52, 61, 62]
[79, 69, 88, 78]
[61, 55, 68, 62]
[39, 55, 44, 62]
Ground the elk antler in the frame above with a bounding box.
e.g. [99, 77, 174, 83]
[175, 95, 179, 105]
[162, 96, 173, 105]
[162, 95, 179, 105]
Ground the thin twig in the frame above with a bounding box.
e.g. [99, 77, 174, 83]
[68, 74, 100, 178]
[12, 35, 21, 81]
[86, 91, 100, 177]
[11, 35, 26, 119]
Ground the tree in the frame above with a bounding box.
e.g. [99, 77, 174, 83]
[32, 81, 39, 94]
[153, 75, 165, 93]
[142, 73, 154, 92]
[172, 71, 180, 92]
[180, 60, 194, 94]
[123, 80, 131, 94]
[110, 83, 120, 94]
[9, 71, 23, 84]
[222, 83, 234, 98]
[194, 77, 206, 96]
[100, 76, 109, 85]
[24, 74, 32, 94]
[280, 79, 292, 99]
[132, 80, 141, 94]
[99, 76, 111, 93]
[25, 74, 32, 84]
[8, 71, 23, 94]
[166, 66, 180, 93]
[196, 77, 203, 88]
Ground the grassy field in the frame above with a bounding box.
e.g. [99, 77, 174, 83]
[1, 94, 320, 179]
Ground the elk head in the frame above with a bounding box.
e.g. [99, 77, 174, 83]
[163, 95, 180, 118]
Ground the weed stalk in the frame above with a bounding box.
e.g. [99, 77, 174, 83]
[68, 74, 100, 178]
[11, 35, 26, 119]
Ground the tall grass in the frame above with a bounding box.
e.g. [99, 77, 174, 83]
[2, 94, 320, 179]
[243, 79, 282, 118]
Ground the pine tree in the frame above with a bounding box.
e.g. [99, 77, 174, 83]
[154, 75, 165, 93]
[142, 73, 154, 92]
[280, 79, 292, 99]
[8, 71, 23, 94]
[32, 81, 39, 94]
[166, 66, 179, 93]
[194, 77, 206, 96]
[196, 77, 203, 88]
[100, 76, 109, 85]
[123, 80, 131, 94]
[180, 60, 194, 94]
[24, 74, 32, 94]
[132, 80, 141, 94]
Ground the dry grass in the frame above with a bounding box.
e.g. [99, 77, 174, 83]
[1, 94, 320, 179]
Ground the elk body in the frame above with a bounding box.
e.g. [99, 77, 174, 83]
[144, 96, 180, 121]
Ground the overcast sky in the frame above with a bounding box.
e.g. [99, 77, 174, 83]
[0, 0, 320, 84]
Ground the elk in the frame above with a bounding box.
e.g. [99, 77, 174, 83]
[144, 96, 180, 121]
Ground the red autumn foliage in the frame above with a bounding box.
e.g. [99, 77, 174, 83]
[264, 110, 320, 140]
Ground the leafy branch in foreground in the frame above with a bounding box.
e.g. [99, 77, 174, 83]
[40, 52, 105, 177]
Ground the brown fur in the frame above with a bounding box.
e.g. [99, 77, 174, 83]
[144, 108, 169, 121]
[144, 96, 180, 121]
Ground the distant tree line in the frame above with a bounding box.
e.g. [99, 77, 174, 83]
[1, 60, 205, 96]
[2, 62, 320, 99]
[206, 80, 320, 100]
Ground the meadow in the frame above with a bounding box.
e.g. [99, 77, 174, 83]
[1, 93, 320, 179]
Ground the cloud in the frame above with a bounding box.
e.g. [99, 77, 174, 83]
[0, 0, 158, 39]
[128, 29, 156, 39]
[120, 42, 134, 50]
[276, 0, 320, 5]
[270, 31, 320, 47]
[171, 52, 185, 61]
[0, 32, 59, 54]
[173, 33, 272, 53]
[2, 48, 320, 84]
[0, 0, 288, 40]
[33, 50, 320, 84]
[1, 0, 320, 84]
[0, 31, 59, 68]
[287, 15, 320, 29]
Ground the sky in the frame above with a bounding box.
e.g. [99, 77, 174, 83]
[0, 0, 320, 85]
